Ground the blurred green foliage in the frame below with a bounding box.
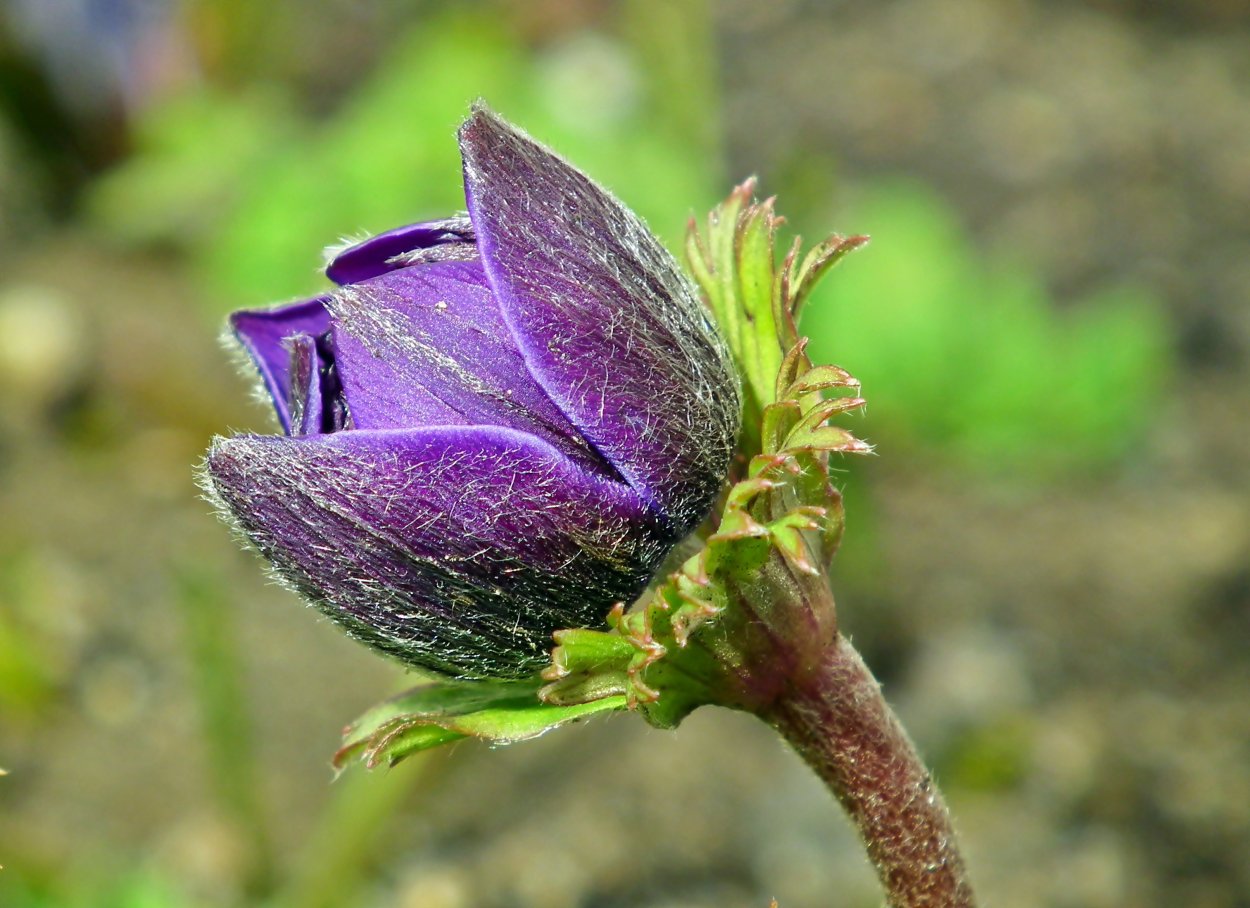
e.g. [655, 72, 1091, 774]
[936, 716, 1034, 793]
[86, 86, 298, 251]
[6, 869, 191, 908]
[175, 570, 272, 893]
[803, 180, 1170, 478]
[0, 549, 71, 717]
[90, 7, 720, 309]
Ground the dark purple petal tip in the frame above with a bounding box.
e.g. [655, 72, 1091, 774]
[326, 217, 475, 286]
[229, 297, 332, 433]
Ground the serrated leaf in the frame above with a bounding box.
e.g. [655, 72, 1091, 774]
[541, 627, 636, 705]
[786, 364, 861, 398]
[547, 627, 637, 675]
[334, 678, 626, 769]
[789, 233, 870, 320]
[686, 180, 787, 456]
[733, 200, 784, 410]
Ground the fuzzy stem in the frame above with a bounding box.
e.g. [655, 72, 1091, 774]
[764, 633, 976, 908]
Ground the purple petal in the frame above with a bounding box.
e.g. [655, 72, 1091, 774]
[286, 334, 350, 436]
[459, 108, 739, 531]
[230, 297, 332, 433]
[205, 425, 673, 678]
[328, 258, 610, 476]
[287, 335, 323, 436]
[326, 217, 476, 286]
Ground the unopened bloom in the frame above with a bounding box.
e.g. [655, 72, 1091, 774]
[205, 108, 740, 678]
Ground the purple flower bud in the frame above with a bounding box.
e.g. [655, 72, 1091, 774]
[205, 108, 740, 678]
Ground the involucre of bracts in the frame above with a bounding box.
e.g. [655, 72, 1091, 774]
[203, 106, 741, 679]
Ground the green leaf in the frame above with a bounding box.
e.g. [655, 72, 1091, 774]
[687, 182, 868, 463]
[334, 678, 625, 770]
[686, 181, 782, 452]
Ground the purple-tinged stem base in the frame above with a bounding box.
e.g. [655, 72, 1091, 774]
[765, 633, 976, 908]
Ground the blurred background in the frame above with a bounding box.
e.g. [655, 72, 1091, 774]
[0, 0, 1247, 905]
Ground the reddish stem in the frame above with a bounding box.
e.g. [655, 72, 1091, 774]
[765, 633, 976, 907]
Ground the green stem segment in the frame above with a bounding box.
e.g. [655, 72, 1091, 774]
[765, 633, 976, 908]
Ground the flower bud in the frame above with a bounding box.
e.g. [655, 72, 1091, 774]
[205, 107, 740, 679]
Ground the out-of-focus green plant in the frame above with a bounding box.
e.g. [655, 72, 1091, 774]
[0, 610, 56, 715]
[0, 549, 73, 717]
[86, 87, 297, 250]
[174, 569, 273, 894]
[935, 716, 1033, 793]
[802, 180, 1171, 478]
[89, 5, 720, 312]
[4, 868, 193, 908]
